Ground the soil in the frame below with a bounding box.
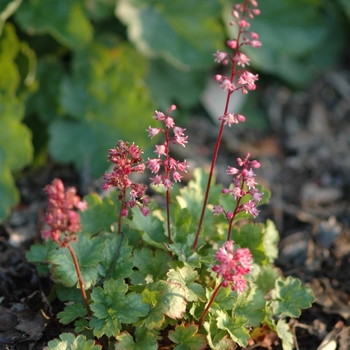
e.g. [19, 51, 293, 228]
[1, 69, 350, 349]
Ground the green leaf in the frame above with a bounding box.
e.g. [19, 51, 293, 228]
[232, 223, 267, 266]
[256, 265, 281, 294]
[25, 241, 54, 274]
[46, 333, 101, 350]
[167, 265, 205, 302]
[90, 278, 149, 337]
[116, 0, 224, 68]
[49, 41, 155, 177]
[271, 276, 315, 318]
[130, 247, 171, 285]
[96, 234, 133, 281]
[276, 319, 294, 350]
[15, 0, 93, 48]
[129, 208, 168, 250]
[143, 281, 187, 330]
[168, 324, 207, 350]
[115, 328, 158, 350]
[80, 192, 121, 234]
[47, 234, 104, 288]
[25, 58, 65, 122]
[145, 58, 206, 111]
[57, 303, 86, 324]
[234, 285, 265, 327]
[0, 23, 20, 94]
[0, 155, 19, 222]
[263, 219, 279, 263]
[216, 310, 250, 347]
[204, 286, 235, 313]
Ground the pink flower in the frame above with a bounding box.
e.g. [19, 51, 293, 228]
[148, 158, 161, 173]
[43, 179, 86, 244]
[155, 144, 166, 157]
[102, 141, 150, 218]
[234, 52, 250, 67]
[147, 126, 162, 138]
[154, 111, 165, 120]
[212, 241, 252, 294]
[147, 106, 188, 187]
[213, 204, 224, 215]
[150, 175, 163, 186]
[163, 178, 172, 190]
[213, 50, 229, 65]
[227, 39, 238, 49]
[173, 171, 182, 182]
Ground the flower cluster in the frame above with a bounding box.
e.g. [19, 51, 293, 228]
[213, 152, 262, 219]
[213, 0, 260, 99]
[102, 141, 150, 217]
[147, 105, 189, 189]
[212, 240, 252, 294]
[42, 179, 87, 245]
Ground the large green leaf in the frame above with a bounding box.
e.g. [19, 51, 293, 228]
[46, 233, 104, 288]
[49, 41, 155, 177]
[130, 247, 171, 285]
[216, 311, 250, 347]
[116, 0, 224, 68]
[271, 276, 315, 318]
[142, 280, 187, 330]
[15, 0, 93, 48]
[90, 278, 150, 337]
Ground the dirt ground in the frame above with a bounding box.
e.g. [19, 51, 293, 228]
[1, 68, 350, 349]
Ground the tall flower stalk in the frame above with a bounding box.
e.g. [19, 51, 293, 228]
[198, 240, 253, 326]
[42, 179, 91, 316]
[213, 153, 262, 241]
[147, 105, 189, 244]
[193, 0, 261, 251]
[102, 141, 150, 234]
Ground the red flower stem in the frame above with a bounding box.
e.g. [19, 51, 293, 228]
[164, 126, 172, 244]
[227, 176, 246, 240]
[117, 188, 127, 235]
[192, 1, 249, 251]
[166, 189, 172, 244]
[66, 243, 91, 317]
[198, 280, 224, 327]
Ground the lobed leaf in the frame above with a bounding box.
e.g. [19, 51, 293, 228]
[130, 247, 171, 285]
[142, 281, 187, 330]
[90, 279, 149, 337]
[167, 265, 205, 302]
[80, 192, 121, 234]
[57, 303, 86, 325]
[216, 310, 250, 347]
[96, 234, 133, 281]
[47, 234, 104, 288]
[276, 319, 294, 350]
[115, 328, 158, 350]
[46, 333, 101, 350]
[168, 324, 207, 350]
[271, 276, 315, 318]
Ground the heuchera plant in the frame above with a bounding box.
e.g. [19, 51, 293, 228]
[27, 1, 314, 349]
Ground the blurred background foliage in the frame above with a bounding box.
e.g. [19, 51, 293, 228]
[0, 0, 349, 221]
